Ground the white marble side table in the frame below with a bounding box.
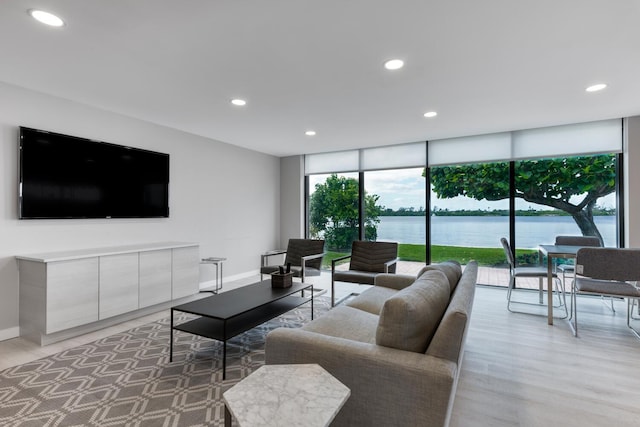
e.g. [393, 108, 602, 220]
[223, 364, 350, 427]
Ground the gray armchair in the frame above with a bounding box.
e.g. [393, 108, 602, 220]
[260, 239, 325, 283]
[331, 240, 398, 307]
[572, 247, 640, 338]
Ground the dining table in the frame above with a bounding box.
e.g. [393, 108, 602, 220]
[538, 244, 582, 325]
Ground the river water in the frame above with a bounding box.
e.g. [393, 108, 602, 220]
[376, 216, 617, 248]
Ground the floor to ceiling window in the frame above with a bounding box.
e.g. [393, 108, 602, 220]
[305, 144, 427, 273]
[426, 120, 622, 286]
[364, 168, 426, 274]
[305, 119, 623, 287]
[307, 168, 427, 275]
[429, 161, 511, 286]
[308, 172, 360, 253]
[513, 154, 618, 263]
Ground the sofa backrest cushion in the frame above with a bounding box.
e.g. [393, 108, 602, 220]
[426, 261, 478, 363]
[417, 261, 462, 294]
[375, 270, 450, 353]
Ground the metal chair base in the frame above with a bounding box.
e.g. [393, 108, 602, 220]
[570, 292, 640, 339]
[507, 276, 568, 319]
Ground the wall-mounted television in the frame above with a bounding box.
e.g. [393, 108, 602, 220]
[19, 127, 170, 219]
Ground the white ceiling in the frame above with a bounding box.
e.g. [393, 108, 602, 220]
[1, 0, 639, 157]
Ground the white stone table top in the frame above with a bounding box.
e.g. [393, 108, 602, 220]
[223, 364, 350, 427]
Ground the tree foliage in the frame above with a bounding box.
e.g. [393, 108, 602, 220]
[309, 174, 383, 251]
[428, 154, 616, 242]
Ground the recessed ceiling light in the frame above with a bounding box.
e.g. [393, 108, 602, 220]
[305, 130, 317, 136]
[231, 99, 247, 106]
[423, 111, 438, 118]
[586, 83, 607, 92]
[28, 9, 65, 27]
[384, 59, 404, 70]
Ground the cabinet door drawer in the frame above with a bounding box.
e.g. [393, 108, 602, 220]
[172, 246, 199, 299]
[99, 253, 139, 319]
[139, 250, 172, 308]
[47, 258, 99, 333]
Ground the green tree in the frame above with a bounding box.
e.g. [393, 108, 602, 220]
[428, 154, 616, 243]
[309, 174, 383, 251]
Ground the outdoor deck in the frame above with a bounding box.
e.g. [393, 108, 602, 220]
[394, 260, 546, 290]
[307, 261, 554, 304]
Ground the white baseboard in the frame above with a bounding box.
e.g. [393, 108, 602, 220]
[226, 269, 260, 282]
[198, 270, 260, 290]
[0, 326, 19, 342]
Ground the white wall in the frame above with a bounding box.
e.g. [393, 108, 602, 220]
[0, 82, 280, 339]
[279, 156, 305, 246]
[624, 116, 640, 247]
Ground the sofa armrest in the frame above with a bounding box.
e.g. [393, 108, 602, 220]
[266, 328, 457, 427]
[374, 273, 416, 290]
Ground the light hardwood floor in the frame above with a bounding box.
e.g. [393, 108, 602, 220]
[451, 286, 640, 427]
[1, 274, 639, 426]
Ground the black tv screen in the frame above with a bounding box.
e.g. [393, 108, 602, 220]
[19, 127, 170, 219]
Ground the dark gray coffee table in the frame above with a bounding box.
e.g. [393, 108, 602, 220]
[170, 280, 313, 379]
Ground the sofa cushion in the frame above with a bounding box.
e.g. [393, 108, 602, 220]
[346, 286, 398, 315]
[418, 261, 462, 294]
[302, 306, 378, 344]
[375, 270, 450, 353]
[427, 262, 477, 362]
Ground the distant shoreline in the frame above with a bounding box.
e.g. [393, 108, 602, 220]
[377, 215, 616, 248]
[381, 209, 615, 217]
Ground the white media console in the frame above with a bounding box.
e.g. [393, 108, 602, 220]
[16, 242, 200, 345]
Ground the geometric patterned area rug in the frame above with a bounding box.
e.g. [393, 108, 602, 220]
[0, 297, 329, 427]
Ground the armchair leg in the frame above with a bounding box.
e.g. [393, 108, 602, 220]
[538, 277, 543, 304]
[602, 296, 616, 313]
[632, 299, 640, 320]
[506, 277, 515, 312]
[628, 299, 640, 339]
[331, 276, 335, 307]
[570, 286, 579, 337]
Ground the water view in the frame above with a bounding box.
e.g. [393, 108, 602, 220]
[377, 216, 617, 248]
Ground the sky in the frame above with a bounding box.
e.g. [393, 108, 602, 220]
[309, 168, 616, 211]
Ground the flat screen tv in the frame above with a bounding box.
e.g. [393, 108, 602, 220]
[19, 127, 170, 219]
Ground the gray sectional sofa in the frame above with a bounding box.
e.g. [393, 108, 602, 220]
[265, 260, 478, 427]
